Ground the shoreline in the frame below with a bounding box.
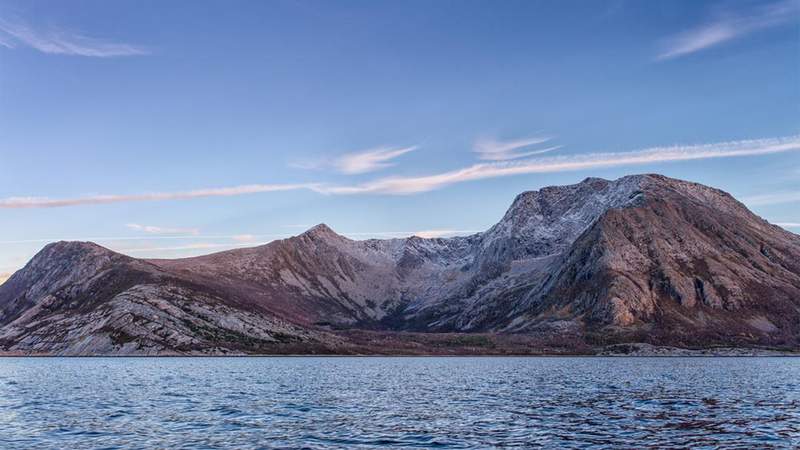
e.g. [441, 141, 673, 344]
[2, 344, 798, 358]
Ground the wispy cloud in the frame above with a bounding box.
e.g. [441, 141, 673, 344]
[409, 229, 479, 239]
[775, 222, 800, 228]
[126, 223, 200, 235]
[119, 242, 265, 253]
[657, 0, 799, 60]
[117, 229, 481, 254]
[336, 229, 480, 239]
[323, 135, 800, 195]
[0, 183, 317, 209]
[474, 135, 560, 161]
[0, 233, 293, 245]
[3, 136, 798, 207]
[0, 17, 148, 57]
[0, 33, 14, 48]
[0, 227, 483, 272]
[335, 146, 417, 174]
[0, 228, 479, 252]
[743, 191, 800, 206]
[293, 146, 417, 175]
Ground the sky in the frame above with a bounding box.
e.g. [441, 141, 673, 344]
[1, 0, 799, 282]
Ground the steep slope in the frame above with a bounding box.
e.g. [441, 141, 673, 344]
[400, 175, 646, 330]
[149, 224, 404, 326]
[0, 242, 331, 355]
[1, 174, 798, 354]
[508, 175, 800, 347]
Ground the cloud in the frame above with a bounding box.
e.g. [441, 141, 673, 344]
[341, 229, 480, 239]
[775, 222, 800, 228]
[743, 191, 800, 206]
[335, 146, 417, 174]
[474, 135, 560, 161]
[3, 136, 798, 207]
[657, 0, 799, 60]
[108, 229, 479, 256]
[126, 224, 200, 235]
[0, 18, 148, 57]
[322, 135, 800, 195]
[0, 272, 11, 285]
[0, 233, 296, 245]
[409, 229, 479, 239]
[293, 146, 417, 174]
[0, 33, 14, 48]
[0, 229, 480, 251]
[119, 242, 266, 254]
[0, 227, 480, 269]
[0, 183, 317, 209]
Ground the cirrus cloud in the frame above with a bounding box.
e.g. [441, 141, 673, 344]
[474, 135, 561, 161]
[334, 146, 418, 174]
[2, 135, 798, 207]
[126, 224, 201, 235]
[293, 145, 417, 175]
[657, 0, 799, 60]
[0, 17, 148, 57]
[322, 135, 800, 195]
[743, 191, 800, 206]
[0, 183, 319, 209]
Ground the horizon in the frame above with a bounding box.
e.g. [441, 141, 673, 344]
[2, 0, 799, 282]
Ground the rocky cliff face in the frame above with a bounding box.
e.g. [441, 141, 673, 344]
[1, 174, 799, 355]
[520, 176, 800, 347]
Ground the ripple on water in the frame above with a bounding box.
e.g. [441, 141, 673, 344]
[0, 357, 798, 449]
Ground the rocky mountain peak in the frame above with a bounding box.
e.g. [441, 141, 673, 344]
[24, 241, 121, 271]
[632, 174, 757, 220]
[476, 175, 647, 262]
[0, 240, 136, 327]
[1, 241, 133, 295]
[302, 223, 340, 239]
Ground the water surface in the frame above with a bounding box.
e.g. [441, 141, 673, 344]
[0, 357, 798, 448]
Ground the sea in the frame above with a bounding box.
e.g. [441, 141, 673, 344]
[0, 357, 798, 448]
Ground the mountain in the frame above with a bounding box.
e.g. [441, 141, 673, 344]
[2, 174, 799, 355]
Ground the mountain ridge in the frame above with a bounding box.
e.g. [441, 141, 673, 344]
[2, 173, 799, 355]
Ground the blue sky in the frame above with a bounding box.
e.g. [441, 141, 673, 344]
[1, 0, 799, 280]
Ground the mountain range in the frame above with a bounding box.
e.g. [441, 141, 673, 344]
[2, 174, 799, 355]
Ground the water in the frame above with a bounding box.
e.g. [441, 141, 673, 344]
[0, 357, 798, 449]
